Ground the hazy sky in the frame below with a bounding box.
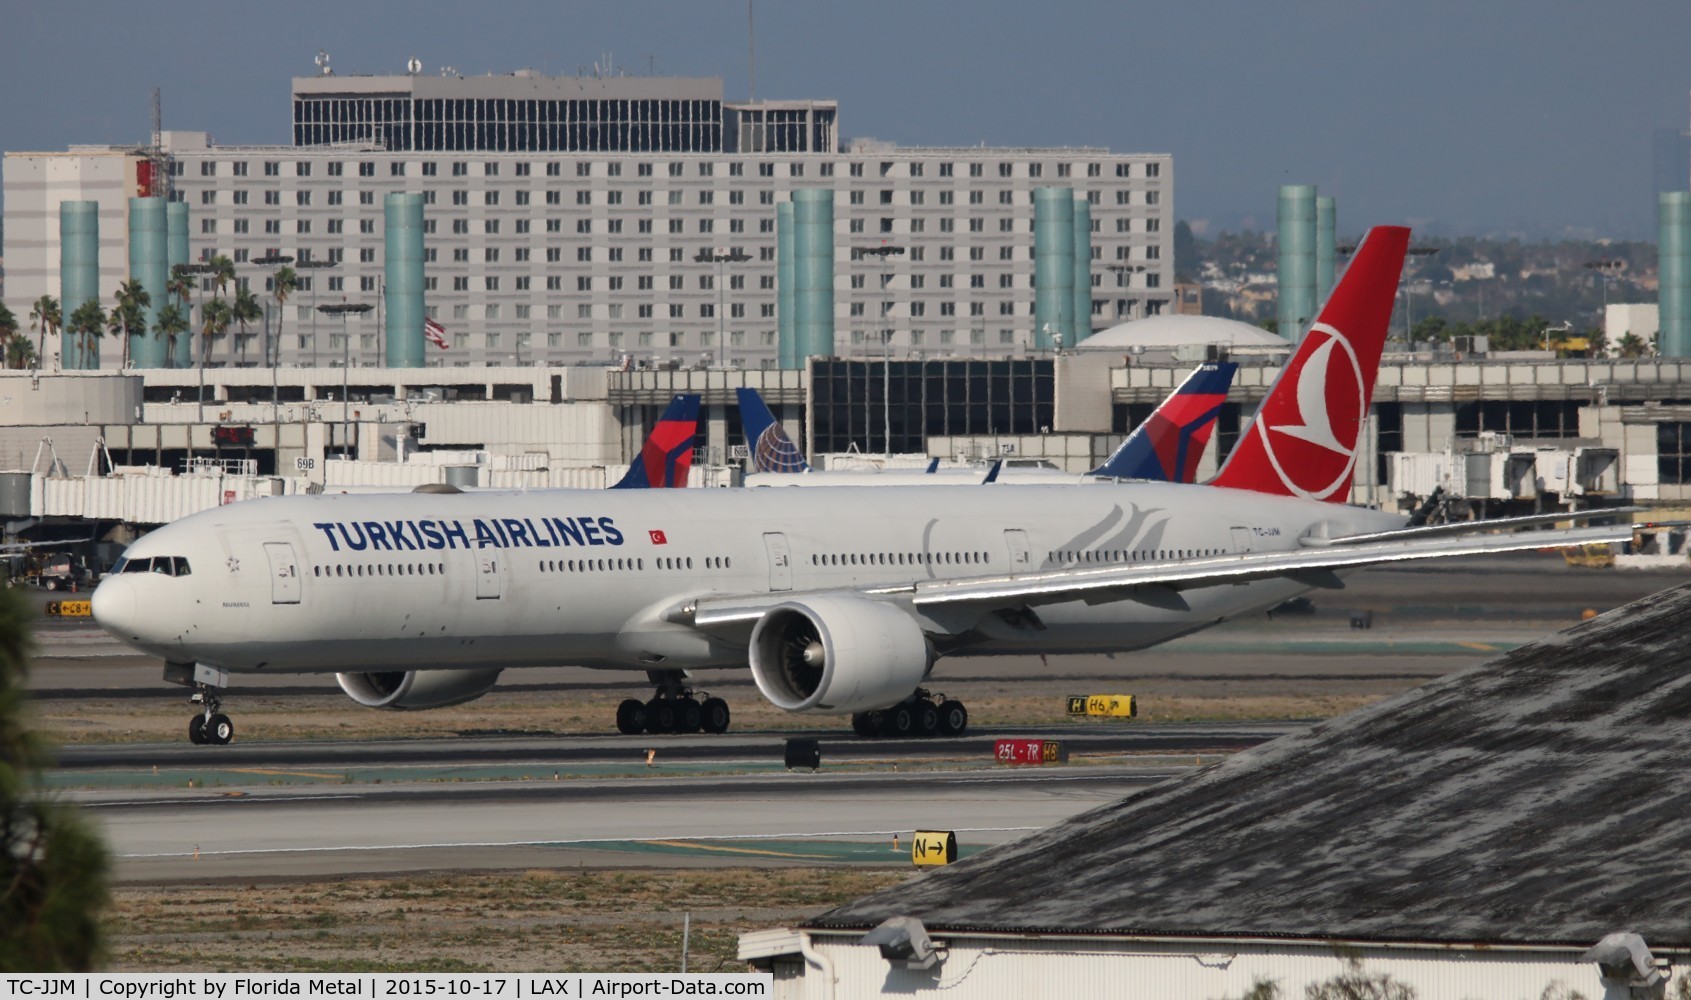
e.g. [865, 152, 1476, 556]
[4, 0, 1689, 239]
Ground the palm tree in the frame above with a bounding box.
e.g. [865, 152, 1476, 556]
[231, 286, 263, 365]
[208, 255, 235, 301]
[153, 303, 188, 373]
[5, 338, 36, 370]
[0, 302, 16, 366]
[110, 279, 151, 369]
[271, 266, 298, 367]
[66, 299, 105, 369]
[1618, 332, 1651, 359]
[28, 295, 59, 371]
[167, 268, 195, 370]
[197, 297, 232, 422]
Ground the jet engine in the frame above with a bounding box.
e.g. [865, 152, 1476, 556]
[336, 668, 503, 710]
[748, 596, 933, 714]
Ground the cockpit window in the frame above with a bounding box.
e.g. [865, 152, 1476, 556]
[119, 556, 190, 576]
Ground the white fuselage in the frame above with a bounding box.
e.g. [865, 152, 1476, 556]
[91, 481, 1402, 676]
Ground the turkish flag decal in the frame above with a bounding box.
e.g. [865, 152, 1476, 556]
[649, 529, 668, 545]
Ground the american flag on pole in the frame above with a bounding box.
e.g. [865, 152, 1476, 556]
[423, 316, 450, 349]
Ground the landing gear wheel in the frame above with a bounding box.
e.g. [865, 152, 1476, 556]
[645, 698, 678, 734]
[915, 702, 940, 736]
[937, 700, 969, 736]
[887, 703, 916, 737]
[206, 713, 234, 745]
[615, 698, 648, 735]
[188, 716, 208, 744]
[676, 697, 703, 734]
[45, 578, 59, 592]
[851, 712, 876, 737]
[700, 697, 731, 734]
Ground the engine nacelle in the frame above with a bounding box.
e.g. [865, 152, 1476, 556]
[748, 596, 933, 714]
[336, 668, 503, 710]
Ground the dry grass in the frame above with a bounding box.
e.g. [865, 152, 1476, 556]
[107, 867, 908, 973]
[27, 680, 1407, 746]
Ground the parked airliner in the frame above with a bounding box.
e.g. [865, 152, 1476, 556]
[91, 227, 1632, 744]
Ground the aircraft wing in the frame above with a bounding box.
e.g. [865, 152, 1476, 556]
[1310, 508, 1647, 547]
[682, 522, 1634, 628]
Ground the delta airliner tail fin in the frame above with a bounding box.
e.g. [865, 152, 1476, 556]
[1208, 225, 1410, 503]
[735, 387, 810, 474]
[610, 394, 701, 489]
[1090, 361, 1238, 482]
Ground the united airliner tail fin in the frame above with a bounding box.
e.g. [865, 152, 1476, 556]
[610, 394, 701, 489]
[735, 387, 810, 473]
[982, 459, 1003, 484]
[1090, 361, 1238, 482]
[1208, 225, 1410, 503]
[925, 457, 941, 474]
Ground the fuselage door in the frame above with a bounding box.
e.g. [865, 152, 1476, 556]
[1230, 526, 1255, 554]
[476, 549, 502, 600]
[263, 542, 301, 604]
[763, 532, 793, 592]
[1003, 529, 1031, 571]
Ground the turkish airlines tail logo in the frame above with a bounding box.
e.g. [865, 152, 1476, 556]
[609, 394, 701, 489]
[1209, 225, 1409, 503]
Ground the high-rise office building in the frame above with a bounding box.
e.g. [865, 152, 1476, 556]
[4, 70, 1172, 369]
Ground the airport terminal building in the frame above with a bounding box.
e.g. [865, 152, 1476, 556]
[3, 68, 1691, 560]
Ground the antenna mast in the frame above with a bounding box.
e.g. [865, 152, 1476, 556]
[747, 0, 756, 101]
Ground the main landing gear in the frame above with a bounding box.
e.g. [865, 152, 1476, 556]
[616, 671, 731, 736]
[851, 689, 968, 738]
[187, 685, 235, 746]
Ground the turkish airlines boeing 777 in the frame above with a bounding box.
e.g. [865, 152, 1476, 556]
[91, 226, 1631, 744]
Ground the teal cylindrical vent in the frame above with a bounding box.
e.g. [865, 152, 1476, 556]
[128, 197, 169, 369]
[1277, 184, 1317, 341]
[1661, 192, 1691, 357]
[60, 201, 101, 369]
[167, 201, 191, 368]
[793, 189, 835, 361]
[385, 192, 426, 368]
[1315, 196, 1337, 307]
[1072, 195, 1093, 345]
[777, 201, 797, 369]
[1033, 188, 1075, 350]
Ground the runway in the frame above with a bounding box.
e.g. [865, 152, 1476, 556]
[58, 726, 1246, 882]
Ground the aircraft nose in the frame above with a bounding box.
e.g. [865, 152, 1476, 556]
[90, 576, 139, 640]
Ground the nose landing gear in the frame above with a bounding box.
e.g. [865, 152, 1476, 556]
[165, 662, 234, 746]
[187, 686, 234, 746]
[616, 671, 731, 735]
